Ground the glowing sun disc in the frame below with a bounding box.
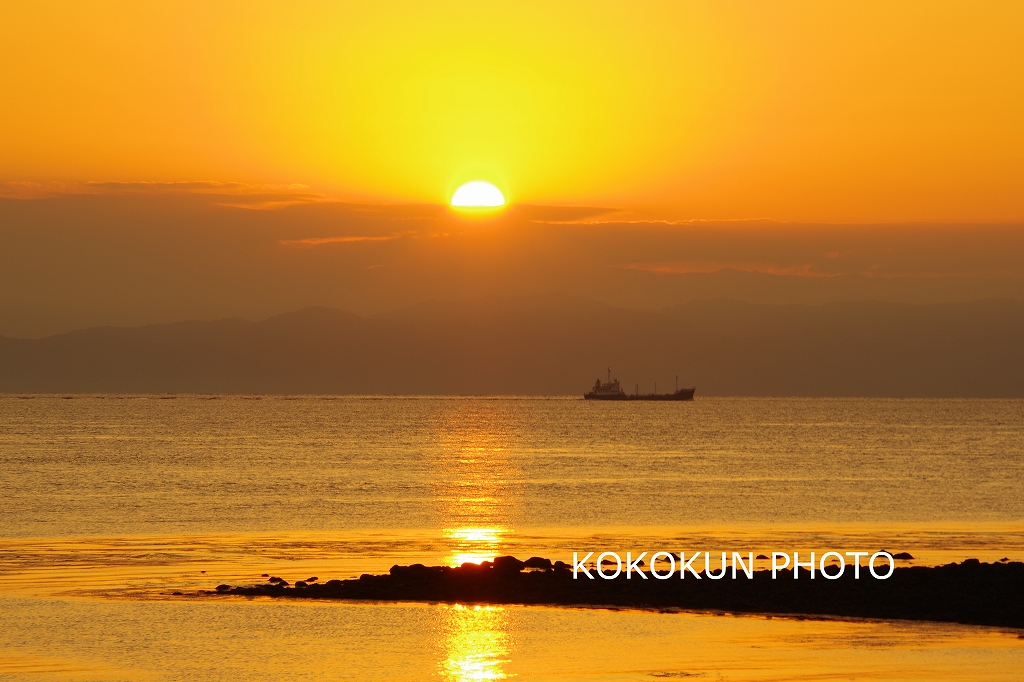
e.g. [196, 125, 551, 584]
[451, 181, 505, 207]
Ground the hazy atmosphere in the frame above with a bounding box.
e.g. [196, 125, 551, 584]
[2, 186, 1022, 395]
[3, 3, 1023, 681]
[3, 2, 1023, 396]
[2, 188, 1024, 339]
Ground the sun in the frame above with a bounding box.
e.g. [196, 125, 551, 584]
[451, 181, 505, 208]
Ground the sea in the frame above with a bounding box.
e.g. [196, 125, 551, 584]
[1, 395, 1022, 680]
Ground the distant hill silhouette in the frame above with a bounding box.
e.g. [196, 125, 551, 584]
[1, 297, 1022, 396]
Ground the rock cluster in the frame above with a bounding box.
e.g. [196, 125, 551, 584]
[206, 556, 1024, 629]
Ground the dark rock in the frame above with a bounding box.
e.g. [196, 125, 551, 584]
[998, 557, 1009, 562]
[524, 557, 553, 570]
[756, 554, 769, 560]
[493, 556, 526, 573]
[172, 591, 183, 596]
[306, 576, 318, 582]
[278, 580, 290, 587]
[295, 581, 308, 588]
[209, 557, 1024, 629]
[261, 573, 269, 577]
[268, 576, 283, 583]
[215, 584, 231, 592]
[892, 552, 914, 560]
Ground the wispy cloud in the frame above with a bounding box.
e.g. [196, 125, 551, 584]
[81, 180, 313, 194]
[507, 204, 620, 223]
[278, 235, 400, 247]
[620, 261, 834, 278]
[856, 268, 1024, 280]
[0, 180, 318, 199]
[620, 260, 1024, 281]
[542, 216, 780, 226]
[216, 198, 329, 210]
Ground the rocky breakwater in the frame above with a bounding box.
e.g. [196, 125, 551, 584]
[208, 556, 1024, 629]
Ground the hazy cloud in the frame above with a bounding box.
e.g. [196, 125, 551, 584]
[279, 235, 401, 247]
[620, 262, 833, 278]
[1, 187, 1022, 338]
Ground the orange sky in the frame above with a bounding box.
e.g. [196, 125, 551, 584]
[2, 2, 1024, 338]
[3, 0, 1024, 222]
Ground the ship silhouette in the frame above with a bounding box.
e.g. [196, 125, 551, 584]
[584, 368, 695, 401]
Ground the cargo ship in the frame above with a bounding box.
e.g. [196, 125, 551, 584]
[584, 369, 695, 401]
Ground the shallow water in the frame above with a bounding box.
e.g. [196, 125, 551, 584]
[2, 598, 1022, 682]
[1, 395, 1022, 679]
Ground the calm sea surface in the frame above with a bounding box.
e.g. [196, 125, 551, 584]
[1, 396, 1022, 680]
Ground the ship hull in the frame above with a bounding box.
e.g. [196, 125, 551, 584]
[584, 388, 695, 401]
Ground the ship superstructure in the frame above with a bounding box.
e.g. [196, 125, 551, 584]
[584, 368, 695, 401]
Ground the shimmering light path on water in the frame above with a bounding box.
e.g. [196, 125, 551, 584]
[1, 396, 1022, 679]
[3, 396, 1022, 534]
[1, 599, 1022, 681]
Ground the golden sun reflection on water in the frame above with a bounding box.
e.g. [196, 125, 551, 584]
[446, 527, 508, 567]
[431, 405, 521, 568]
[438, 604, 512, 682]
[450, 528, 505, 544]
[431, 405, 522, 677]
